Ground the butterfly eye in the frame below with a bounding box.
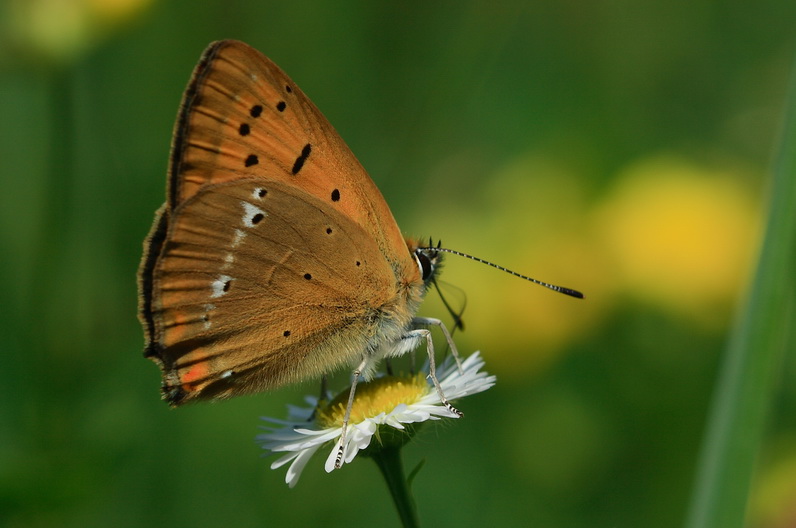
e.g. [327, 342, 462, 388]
[415, 249, 438, 283]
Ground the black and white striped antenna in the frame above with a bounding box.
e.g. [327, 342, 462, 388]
[425, 245, 584, 299]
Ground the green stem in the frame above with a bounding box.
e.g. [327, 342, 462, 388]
[684, 53, 796, 528]
[371, 446, 420, 528]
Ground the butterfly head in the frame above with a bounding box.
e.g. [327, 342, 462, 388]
[410, 237, 443, 287]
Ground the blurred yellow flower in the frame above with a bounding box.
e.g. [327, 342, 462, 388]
[593, 155, 761, 327]
[413, 151, 762, 380]
[4, 0, 154, 64]
[414, 154, 601, 379]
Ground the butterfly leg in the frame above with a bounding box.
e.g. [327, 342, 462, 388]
[320, 374, 328, 398]
[309, 375, 329, 422]
[412, 317, 464, 373]
[335, 356, 369, 469]
[404, 327, 463, 418]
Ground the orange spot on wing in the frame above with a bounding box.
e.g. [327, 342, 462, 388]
[180, 356, 211, 392]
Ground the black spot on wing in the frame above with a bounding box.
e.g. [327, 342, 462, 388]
[291, 144, 312, 175]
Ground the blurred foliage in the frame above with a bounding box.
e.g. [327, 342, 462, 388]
[1, 1, 794, 527]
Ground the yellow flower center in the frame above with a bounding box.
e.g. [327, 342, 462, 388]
[317, 375, 428, 428]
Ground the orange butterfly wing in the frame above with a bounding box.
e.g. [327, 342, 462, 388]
[139, 41, 424, 405]
[169, 40, 408, 263]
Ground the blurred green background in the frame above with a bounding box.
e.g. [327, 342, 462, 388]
[1, 1, 794, 527]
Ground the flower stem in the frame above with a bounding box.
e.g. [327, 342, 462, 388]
[371, 446, 420, 528]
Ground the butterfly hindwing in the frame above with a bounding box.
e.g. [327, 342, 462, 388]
[147, 179, 404, 404]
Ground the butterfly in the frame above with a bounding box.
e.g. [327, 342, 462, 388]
[139, 40, 582, 467]
[138, 40, 463, 465]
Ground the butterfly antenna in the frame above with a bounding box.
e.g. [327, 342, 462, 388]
[428, 247, 584, 299]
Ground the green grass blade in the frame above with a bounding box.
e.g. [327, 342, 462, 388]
[684, 56, 796, 528]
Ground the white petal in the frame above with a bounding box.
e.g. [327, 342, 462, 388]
[270, 451, 299, 470]
[285, 445, 323, 488]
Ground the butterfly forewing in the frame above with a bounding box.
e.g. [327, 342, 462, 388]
[169, 40, 408, 265]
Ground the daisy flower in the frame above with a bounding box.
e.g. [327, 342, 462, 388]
[257, 351, 495, 488]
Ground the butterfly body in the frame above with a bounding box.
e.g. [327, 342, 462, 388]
[139, 40, 438, 405]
